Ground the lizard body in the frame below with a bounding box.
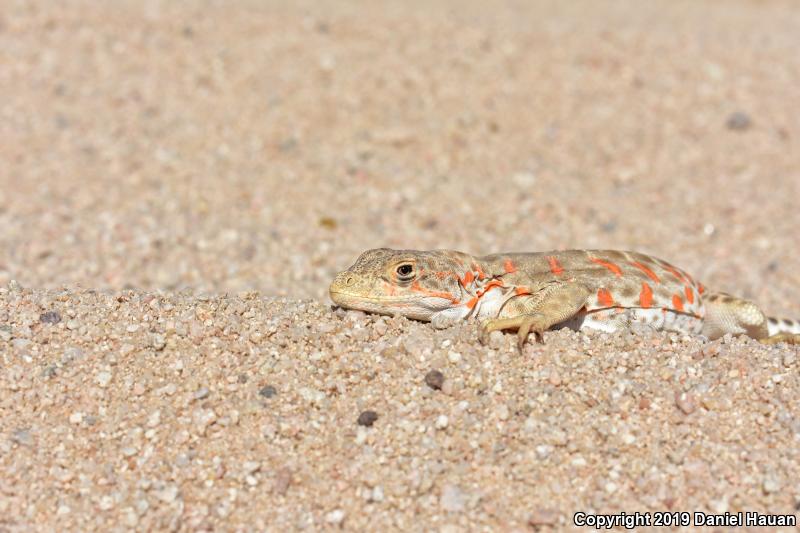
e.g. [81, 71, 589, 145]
[329, 248, 800, 348]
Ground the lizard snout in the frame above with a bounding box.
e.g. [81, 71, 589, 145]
[329, 271, 361, 304]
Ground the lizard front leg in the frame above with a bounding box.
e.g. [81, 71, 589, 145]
[480, 282, 591, 350]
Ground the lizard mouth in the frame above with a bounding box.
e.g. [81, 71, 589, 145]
[329, 288, 415, 309]
[329, 288, 447, 321]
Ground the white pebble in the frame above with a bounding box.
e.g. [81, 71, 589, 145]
[370, 485, 384, 502]
[535, 445, 552, 459]
[98, 495, 114, 511]
[147, 410, 161, 428]
[447, 351, 462, 363]
[69, 412, 83, 424]
[243, 461, 261, 474]
[763, 476, 781, 493]
[495, 404, 510, 420]
[435, 415, 449, 429]
[95, 371, 112, 388]
[325, 509, 346, 524]
[440, 484, 465, 512]
[155, 485, 179, 503]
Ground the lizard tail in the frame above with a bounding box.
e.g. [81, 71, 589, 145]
[767, 316, 800, 336]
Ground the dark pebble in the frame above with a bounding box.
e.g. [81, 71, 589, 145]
[357, 410, 379, 427]
[238, 373, 249, 384]
[259, 385, 277, 398]
[39, 311, 62, 325]
[425, 369, 445, 390]
[726, 111, 752, 131]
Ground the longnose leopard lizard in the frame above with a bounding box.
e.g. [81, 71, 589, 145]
[329, 249, 800, 349]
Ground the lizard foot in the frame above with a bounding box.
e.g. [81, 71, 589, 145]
[759, 333, 800, 345]
[480, 313, 547, 350]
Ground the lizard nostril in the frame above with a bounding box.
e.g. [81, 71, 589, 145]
[344, 276, 355, 286]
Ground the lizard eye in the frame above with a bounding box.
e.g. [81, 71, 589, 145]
[396, 263, 415, 280]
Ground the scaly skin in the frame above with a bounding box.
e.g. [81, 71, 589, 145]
[329, 248, 800, 349]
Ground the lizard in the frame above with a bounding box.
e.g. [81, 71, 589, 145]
[329, 248, 800, 349]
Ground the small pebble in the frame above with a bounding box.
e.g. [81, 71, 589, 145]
[425, 369, 444, 390]
[259, 385, 277, 398]
[273, 467, 292, 495]
[369, 485, 384, 502]
[325, 509, 345, 525]
[243, 461, 261, 474]
[12, 338, 31, 351]
[763, 476, 781, 494]
[440, 484, 465, 512]
[151, 334, 166, 351]
[98, 496, 114, 511]
[488, 330, 505, 349]
[154, 485, 179, 503]
[726, 111, 752, 131]
[194, 387, 210, 400]
[357, 410, 379, 427]
[435, 415, 449, 429]
[535, 445, 552, 459]
[39, 311, 62, 325]
[95, 371, 112, 388]
[147, 410, 161, 427]
[447, 351, 462, 363]
[675, 391, 697, 415]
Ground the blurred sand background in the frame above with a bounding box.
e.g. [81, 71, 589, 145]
[1, 0, 800, 531]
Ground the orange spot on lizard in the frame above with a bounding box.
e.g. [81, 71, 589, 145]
[410, 280, 459, 303]
[663, 264, 689, 284]
[590, 257, 623, 277]
[684, 286, 694, 304]
[504, 259, 517, 274]
[461, 271, 474, 286]
[597, 288, 614, 307]
[697, 283, 706, 295]
[515, 287, 531, 296]
[630, 261, 660, 283]
[672, 294, 684, 312]
[546, 256, 564, 276]
[466, 297, 478, 309]
[480, 280, 505, 293]
[639, 282, 654, 308]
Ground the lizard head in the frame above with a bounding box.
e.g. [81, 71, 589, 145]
[329, 248, 470, 321]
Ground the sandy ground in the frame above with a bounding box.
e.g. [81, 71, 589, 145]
[1, 0, 800, 530]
